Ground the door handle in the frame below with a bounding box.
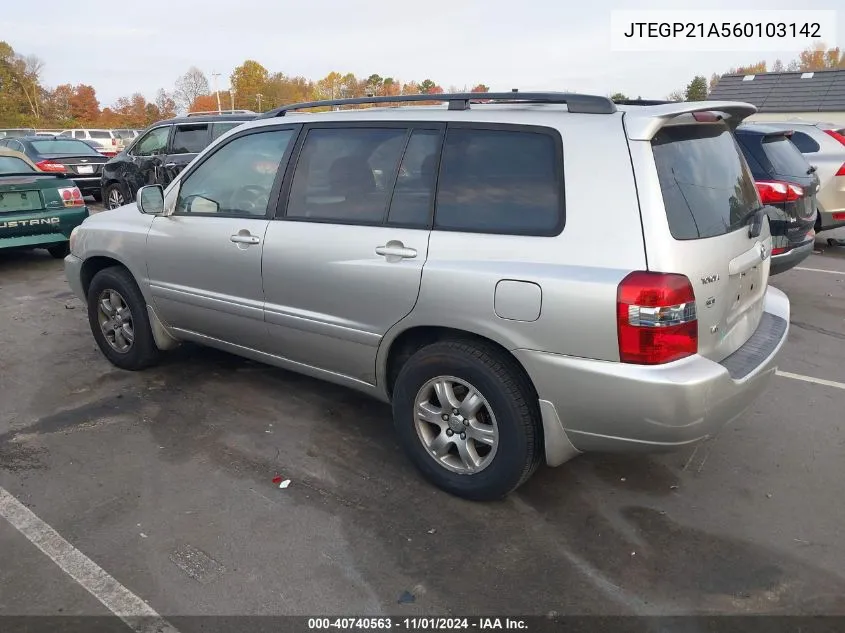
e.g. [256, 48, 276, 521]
[376, 242, 417, 260]
[163, 163, 177, 169]
[230, 234, 260, 245]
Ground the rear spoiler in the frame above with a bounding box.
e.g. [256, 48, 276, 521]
[623, 101, 757, 141]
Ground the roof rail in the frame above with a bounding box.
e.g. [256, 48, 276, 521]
[186, 109, 256, 117]
[613, 99, 674, 106]
[257, 92, 617, 118]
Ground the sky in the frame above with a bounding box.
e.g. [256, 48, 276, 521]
[1, 0, 842, 108]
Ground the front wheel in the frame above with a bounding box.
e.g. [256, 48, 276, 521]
[392, 340, 543, 500]
[87, 266, 162, 370]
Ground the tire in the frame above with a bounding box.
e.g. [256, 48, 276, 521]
[87, 266, 161, 370]
[104, 183, 126, 210]
[392, 340, 543, 501]
[47, 243, 69, 259]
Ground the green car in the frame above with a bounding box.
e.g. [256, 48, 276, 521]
[0, 147, 89, 258]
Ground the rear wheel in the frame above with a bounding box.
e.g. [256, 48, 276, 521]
[47, 243, 69, 259]
[87, 266, 161, 370]
[104, 183, 126, 210]
[392, 340, 542, 500]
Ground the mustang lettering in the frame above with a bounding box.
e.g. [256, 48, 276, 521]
[0, 217, 61, 229]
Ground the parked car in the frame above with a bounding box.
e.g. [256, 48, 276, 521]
[58, 129, 122, 156]
[65, 93, 790, 500]
[100, 113, 254, 209]
[735, 124, 819, 274]
[0, 136, 110, 201]
[0, 147, 88, 258]
[745, 121, 845, 238]
[113, 129, 139, 145]
[0, 128, 35, 139]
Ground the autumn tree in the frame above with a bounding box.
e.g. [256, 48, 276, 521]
[365, 73, 383, 96]
[667, 89, 685, 102]
[230, 60, 269, 110]
[471, 84, 490, 93]
[419, 79, 437, 94]
[382, 77, 400, 96]
[155, 89, 177, 119]
[0, 41, 45, 123]
[262, 73, 312, 109]
[189, 94, 220, 113]
[685, 75, 708, 101]
[795, 43, 843, 70]
[174, 66, 210, 111]
[68, 85, 100, 124]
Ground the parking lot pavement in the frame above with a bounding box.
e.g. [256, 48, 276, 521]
[1, 243, 844, 622]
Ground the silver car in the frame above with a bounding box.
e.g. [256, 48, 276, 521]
[64, 93, 790, 500]
[749, 121, 845, 237]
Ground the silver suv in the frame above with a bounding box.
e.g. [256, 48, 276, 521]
[64, 92, 790, 500]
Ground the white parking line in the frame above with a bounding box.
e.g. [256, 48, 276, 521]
[0, 486, 179, 633]
[776, 370, 845, 391]
[794, 266, 845, 275]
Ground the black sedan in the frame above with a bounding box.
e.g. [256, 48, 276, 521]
[0, 136, 109, 202]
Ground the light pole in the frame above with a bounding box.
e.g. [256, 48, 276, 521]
[255, 93, 263, 113]
[211, 71, 222, 114]
[229, 90, 235, 111]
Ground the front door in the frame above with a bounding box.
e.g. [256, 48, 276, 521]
[128, 126, 171, 196]
[262, 124, 442, 383]
[146, 126, 299, 350]
[162, 122, 211, 185]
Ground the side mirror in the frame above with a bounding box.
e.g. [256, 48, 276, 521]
[136, 185, 164, 215]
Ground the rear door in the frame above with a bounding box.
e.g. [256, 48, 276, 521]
[628, 116, 771, 362]
[162, 123, 210, 184]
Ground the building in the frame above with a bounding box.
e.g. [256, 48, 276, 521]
[708, 68, 845, 125]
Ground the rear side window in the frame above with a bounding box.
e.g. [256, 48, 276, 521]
[434, 127, 562, 235]
[171, 124, 209, 154]
[88, 131, 111, 139]
[211, 121, 246, 141]
[789, 131, 820, 153]
[762, 136, 811, 177]
[0, 156, 34, 173]
[652, 123, 759, 240]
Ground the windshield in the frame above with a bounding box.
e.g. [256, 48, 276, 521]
[0, 156, 35, 173]
[30, 139, 100, 156]
[652, 122, 760, 240]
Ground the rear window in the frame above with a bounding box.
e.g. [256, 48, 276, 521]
[789, 131, 820, 153]
[652, 122, 760, 240]
[88, 131, 112, 139]
[434, 127, 562, 235]
[30, 139, 100, 155]
[171, 124, 209, 154]
[762, 136, 811, 177]
[0, 156, 35, 173]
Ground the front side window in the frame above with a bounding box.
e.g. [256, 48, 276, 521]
[435, 127, 562, 235]
[171, 124, 210, 154]
[175, 129, 294, 217]
[133, 127, 170, 157]
[286, 127, 407, 223]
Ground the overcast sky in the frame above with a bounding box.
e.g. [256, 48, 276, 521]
[1, 0, 842, 108]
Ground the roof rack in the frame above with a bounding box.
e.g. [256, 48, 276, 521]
[186, 109, 256, 117]
[612, 99, 674, 106]
[257, 92, 617, 118]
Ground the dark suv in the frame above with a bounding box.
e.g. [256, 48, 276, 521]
[100, 113, 255, 209]
[735, 124, 819, 275]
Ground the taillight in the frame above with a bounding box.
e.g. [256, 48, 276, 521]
[755, 180, 803, 204]
[823, 129, 845, 146]
[36, 160, 66, 173]
[111, 138, 117, 146]
[616, 271, 698, 365]
[771, 246, 789, 256]
[835, 163, 845, 177]
[57, 186, 84, 207]
[833, 212, 845, 221]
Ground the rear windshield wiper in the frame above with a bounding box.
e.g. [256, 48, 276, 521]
[737, 206, 766, 238]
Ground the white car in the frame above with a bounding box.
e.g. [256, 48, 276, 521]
[58, 129, 122, 155]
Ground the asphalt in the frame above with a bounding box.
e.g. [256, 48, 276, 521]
[1, 216, 844, 621]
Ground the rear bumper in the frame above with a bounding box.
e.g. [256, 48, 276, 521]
[514, 286, 790, 464]
[770, 239, 814, 275]
[0, 207, 89, 250]
[69, 176, 101, 192]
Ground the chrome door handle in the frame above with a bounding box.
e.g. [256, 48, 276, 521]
[163, 163, 177, 169]
[375, 243, 417, 259]
[230, 234, 260, 244]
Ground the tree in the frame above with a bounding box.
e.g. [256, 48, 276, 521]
[419, 79, 437, 94]
[365, 73, 383, 96]
[728, 60, 767, 75]
[610, 92, 628, 101]
[0, 41, 43, 124]
[230, 60, 269, 110]
[189, 94, 219, 113]
[174, 66, 210, 111]
[709, 73, 721, 93]
[401, 81, 420, 95]
[68, 84, 100, 124]
[471, 83, 490, 93]
[666, 89, 685, 102]
[772, 59, 785, 72]
[382, 77, 400, 96]
[155, 89, 176, 119]
[684, 75, 708, 101]
[786, 59, 801, 71]
[795, 43, 843, 70]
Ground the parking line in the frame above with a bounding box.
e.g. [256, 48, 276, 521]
[794, 266, 845, 275]
[0, 486, 179, 633]
[776, 370, 845, 391]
